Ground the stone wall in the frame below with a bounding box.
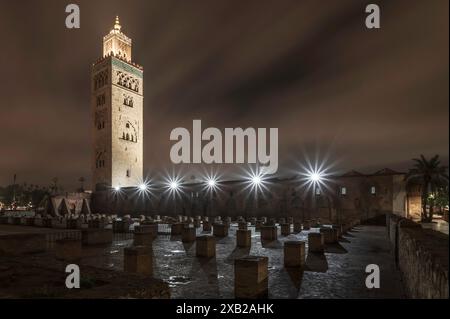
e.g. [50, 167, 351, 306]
[91, 171, 413, 224]
[387, 214, 449, 298]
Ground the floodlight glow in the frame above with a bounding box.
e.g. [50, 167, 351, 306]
[139, 183, 147, 191]
[310, 172, 321, 182]
[207, 179, 216, 187]
[114, 186, 121, 191]
[169, 181, 179, 190]
[241, 167, 270, 194]
[252, 175, 261, 185]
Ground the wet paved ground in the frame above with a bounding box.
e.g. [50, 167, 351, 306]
[80, 224, 406, 299]
[421, 219, 449, 235]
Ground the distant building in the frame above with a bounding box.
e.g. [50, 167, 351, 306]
[90, 167, 421, 222]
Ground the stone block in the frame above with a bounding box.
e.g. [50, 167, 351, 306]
[308, 232, 324, 253]
[171, 223, 184, 235]
[238, 222, 248, 230]
[196, 235, 216, 257]
[293, 222, 302, 233]
[265, 219, 275, 226]
[135, 224, 158, 238]
[234, 256, 268, 299]
[124, 246, 152, 276]
[236, 229, 251, 248]
[203, 221, 211, 232]
[134, 224, 157, 247]
[284, 241, 306, 267]
[213, 223, 228, 237]
[261, 226, 277, 241]
[182, 226, 196, 243]
[320, 227, 335, 244]
[281, 223, 291, 236]
[113, 220, 131, 233]
[332, 224, 343, 239]
[303, 221, 311, 230]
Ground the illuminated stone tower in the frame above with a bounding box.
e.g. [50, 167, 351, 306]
[91, 17, 143, 190]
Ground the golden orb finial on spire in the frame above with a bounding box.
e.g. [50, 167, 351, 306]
[114, 15, 121, 32]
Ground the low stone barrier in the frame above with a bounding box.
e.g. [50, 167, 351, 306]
[387, 214, 449, 299]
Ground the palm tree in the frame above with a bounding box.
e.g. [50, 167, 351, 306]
[405, 155, 449, 222]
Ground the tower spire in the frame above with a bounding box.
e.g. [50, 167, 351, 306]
[114, 15, 121, 32]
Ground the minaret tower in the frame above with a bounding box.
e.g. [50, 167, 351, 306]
[91, 17, 144, 190]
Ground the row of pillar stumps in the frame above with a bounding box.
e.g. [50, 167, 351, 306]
[0, 213, 360, 298]
[122, 216, 361, 299]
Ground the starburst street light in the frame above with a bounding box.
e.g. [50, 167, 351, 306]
[207, 179, 216, 188]
[241, 166, 269, 194]
[169, 180, 179, 190]
[114, 186, 121, 192]
[163, 174, 183, 196]
[297, 157, 335, 196]
[309, 172, 322, 183]
[252, 175, 262, 186]
[139, 183, 147, 191]
[200, 170, 222, 194]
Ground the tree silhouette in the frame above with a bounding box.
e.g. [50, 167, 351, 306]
[406, 154, 448, 222]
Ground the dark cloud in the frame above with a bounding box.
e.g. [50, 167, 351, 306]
[0, 0, 448, 189]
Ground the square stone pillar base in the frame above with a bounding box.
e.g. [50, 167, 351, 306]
[203, 221, 212, 232]
[320, 227, 336, 244]
[293, 222, 302, 233]
[213, 223, 229, 237]
[236, 229, 251, 248]
[281, 223, 291, 236]
[182, 227, 196, 242]
[238, 222, 248, 230]
[234, 256, 268, 299]
[284, 241, 305, 267]
[261, 226, 277, 241]
[303, 221, 311, 230]
[124, 246, 152, 276]
[171, 223, 184, 235]
[308, 232, 324, 253]
[196, 235, 216, 257]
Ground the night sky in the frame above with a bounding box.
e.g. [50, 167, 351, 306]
[0, 0, 448, 189]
